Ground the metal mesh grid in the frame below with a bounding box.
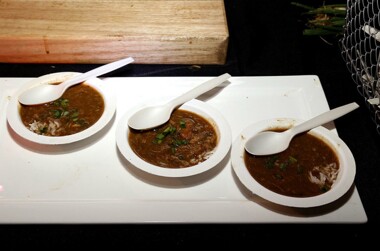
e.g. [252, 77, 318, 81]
[340, 0, 380, 134]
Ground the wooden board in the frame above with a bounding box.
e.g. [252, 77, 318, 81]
[0, 0, 229, 64]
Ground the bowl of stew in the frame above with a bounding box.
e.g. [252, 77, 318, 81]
[7, 72, 116, 145]
[116, 99, 232, 177]
[231, 118, 356, 208]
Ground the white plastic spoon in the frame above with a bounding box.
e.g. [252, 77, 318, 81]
[244, 102, 359, 156]
[128, 73, 231, 130]
[18, 57, 134, 105]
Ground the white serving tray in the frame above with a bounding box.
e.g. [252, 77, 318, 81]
[0, 76, 368, 223]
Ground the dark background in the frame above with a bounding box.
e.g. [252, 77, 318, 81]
[1, 0, 379, 246]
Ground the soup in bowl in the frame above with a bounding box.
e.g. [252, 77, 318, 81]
[7, 72, 116, 145]
[116, 99, 232, 177]
[231, 118, 356, 208]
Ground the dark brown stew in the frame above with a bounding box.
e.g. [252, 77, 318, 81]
[20, 83, 104, 136]
[128, 109, 218, 168]
[244, 130, 339, 197]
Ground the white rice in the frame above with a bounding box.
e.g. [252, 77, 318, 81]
[308, 163, 339, 187]
[28, 119, 62, 136]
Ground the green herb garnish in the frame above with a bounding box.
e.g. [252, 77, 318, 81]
[50, 98, 87, 125]
[39, 126, 48, 134]
[53, 98, 69, 107]
[289, 156, 298, 164]
[279, 162, 288, 170]
[154, 125, 176, 144]
[265, 155, 278, 169]
[180, 120, 186, 128]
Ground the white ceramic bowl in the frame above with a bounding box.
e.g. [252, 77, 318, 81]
[116, 99, 232, 178]
[6, 72, 116, 145]
[231, 118, 356, 208]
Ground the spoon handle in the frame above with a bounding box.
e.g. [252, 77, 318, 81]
[291, 102, 359, 135]
[62, 57, 134, 88]
[168, 73, 231, 107]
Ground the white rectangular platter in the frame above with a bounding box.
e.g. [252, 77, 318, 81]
[0, 76, 368, 223]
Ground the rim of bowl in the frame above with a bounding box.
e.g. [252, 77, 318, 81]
[6, 72, 116, 145]
[231, 118, 356, 208]
[116, 99, 232, 178]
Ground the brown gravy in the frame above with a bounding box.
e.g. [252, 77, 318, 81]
[128, 109, 218, 168]
[244, 131, 339, 197]
[20, 83, 104, 136]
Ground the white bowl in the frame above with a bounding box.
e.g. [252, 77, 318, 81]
[6, 72, 116, 145]
[116, 99, 232, 178]
[231, 118, 356, 208]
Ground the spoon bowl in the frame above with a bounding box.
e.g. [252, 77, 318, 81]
[244, 102, 359, 156]
[18, 57, 134, 105]
[128, 73, 231, 130]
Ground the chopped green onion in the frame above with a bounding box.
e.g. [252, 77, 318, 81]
[280, 162, 288, 170]
[265, 155, 278, 169]
[60, 99, 69, 107]
[52, 109, 62, 118]
[172, 139, 188, 147]
[180, 120, 186, 128]
[289, 156, 297, 164]
[154, 125, 176, 144]
[156, 133, 165, 140]
[39, 126, 48, 134]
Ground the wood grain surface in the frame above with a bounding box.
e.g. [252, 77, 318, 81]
[0, 0, 228, 64]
